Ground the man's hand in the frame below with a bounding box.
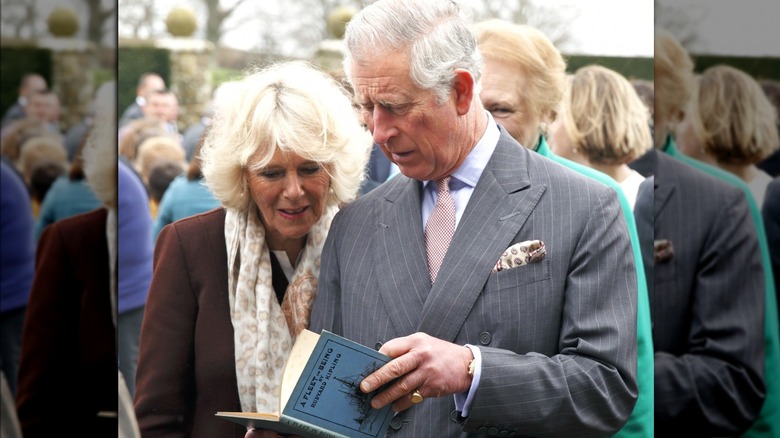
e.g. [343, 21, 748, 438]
[359, 332, 474, 413]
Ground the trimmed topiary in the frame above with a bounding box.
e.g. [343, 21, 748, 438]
[326, 6, 357, 39]
[47, 7, 79, 37]
[165, 7, 197, 37]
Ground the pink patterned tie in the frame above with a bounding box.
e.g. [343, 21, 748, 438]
[425, 176, 455, 283]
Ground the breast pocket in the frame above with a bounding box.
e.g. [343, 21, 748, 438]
[654, 259, 677, 285]
[478, 258, 559, 352]
[486, 258, 551, 291]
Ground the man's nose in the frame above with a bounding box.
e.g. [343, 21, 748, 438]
[371, 107, 397, 145]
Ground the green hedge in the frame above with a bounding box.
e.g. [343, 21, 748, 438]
[93, 68, 115, 90]
[692, 55, 780, 80]
[211, 67, 242, 89]
[0, 47, 53, 119]
[117, 46, 171, 117]
[563, 55, 654, 81]
[561, 54, 779, 82]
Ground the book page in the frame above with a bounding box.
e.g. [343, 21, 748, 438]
[280, 329, 321, 409]
[215, 411, 280, 422]
[216, 329, 320, 424]
[215, 411, 314, 437]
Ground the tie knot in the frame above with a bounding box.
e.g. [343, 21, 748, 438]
[435, 176, 452, 195]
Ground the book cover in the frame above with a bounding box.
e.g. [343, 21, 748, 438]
[216, 329, 395, 438]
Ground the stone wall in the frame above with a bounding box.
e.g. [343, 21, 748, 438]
[37, 38, 95, 132]
[155, 38, 214, 132]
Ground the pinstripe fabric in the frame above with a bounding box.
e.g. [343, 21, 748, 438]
[310, 128, 638, 437]
[660, 141, 780, 438]
[537, 137, 654, 438]
[648, 151, 766, 436]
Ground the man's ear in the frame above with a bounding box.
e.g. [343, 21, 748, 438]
[452, 69, 475, 116]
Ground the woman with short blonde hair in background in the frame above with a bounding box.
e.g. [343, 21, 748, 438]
[676, 65, 779, 205]
[549, 65, 652, 208]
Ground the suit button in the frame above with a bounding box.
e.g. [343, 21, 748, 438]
[449, 410, 460, 423]
[488, 427, 499, 435]
[375, 342, 383, 350]
[478, 427, 488, 433]
[389, 417, 403, 430]
[480, 331, 491, 345]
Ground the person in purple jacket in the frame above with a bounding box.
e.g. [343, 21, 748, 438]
[117, 158, 153, 397]
[0, 157, 35, 396]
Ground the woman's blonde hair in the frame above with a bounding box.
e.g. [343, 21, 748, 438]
[654, 27, 694, 124]
[688, 65, 779, 165]
[559, 65, 652, 165]
[17, 135, 69, 183]
[135, 135, 186, 183]
[201, 60, 371, 212]
[83, 81, 118, 209]
[472, 19, 566, 122]
[117, 117, 171, 162]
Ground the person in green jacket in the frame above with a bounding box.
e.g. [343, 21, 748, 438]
[473, 19, 654, 438]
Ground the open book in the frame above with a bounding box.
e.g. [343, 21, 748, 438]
[216, 329, 395, 438]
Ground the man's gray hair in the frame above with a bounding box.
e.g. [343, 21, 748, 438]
[343, 0, 483, 104]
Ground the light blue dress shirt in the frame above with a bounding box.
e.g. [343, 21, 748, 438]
[419, 112, 499, 417]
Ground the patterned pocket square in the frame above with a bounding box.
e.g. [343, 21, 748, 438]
[492, 240, 546, 273]
[654, 239, 674, 263]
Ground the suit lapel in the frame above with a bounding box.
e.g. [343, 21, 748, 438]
[655, 153, 676, 221]
[373, 176, 432, 335]
[417, 131, 546, 342]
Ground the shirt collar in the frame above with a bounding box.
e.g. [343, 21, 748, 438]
[425, 111, 499, 190]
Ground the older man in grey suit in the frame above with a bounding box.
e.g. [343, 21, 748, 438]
[308, 0, 638, 436]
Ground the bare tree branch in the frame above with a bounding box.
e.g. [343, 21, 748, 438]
[476, 0, 576, 47]
[0, 0, 40, 39]
[654, 0, 705, 49]
[119, 0, 161, 40]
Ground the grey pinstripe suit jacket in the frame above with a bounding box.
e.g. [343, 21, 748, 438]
[647, 151, 766, 435]
[309, 128, 638, 437]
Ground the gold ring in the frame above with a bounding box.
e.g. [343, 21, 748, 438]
[410, 390, 424, 404]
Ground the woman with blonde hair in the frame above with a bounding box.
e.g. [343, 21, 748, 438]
[474, 19, 565, 151]
[133, 61, 371, 437]
[549, 65, 652, 208]
[475, 19, 654, 437]
[16, 135, 68, 184]
[134, 135, 186, 184]
[677, 65, 779, 205]
[654, 27, 696, 152]
[151, 136, 219, 243]
[16, 135, 69, 217]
